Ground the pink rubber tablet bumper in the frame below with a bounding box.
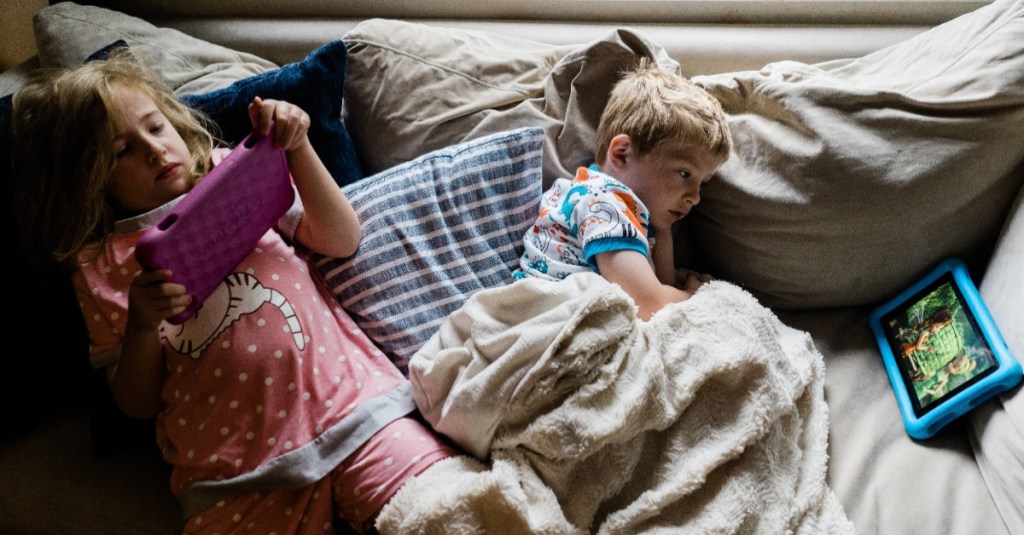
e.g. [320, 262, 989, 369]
[135, 130, 294, 324]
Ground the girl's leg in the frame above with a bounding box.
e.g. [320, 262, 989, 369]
[183, 478, 336, 535]
[373, 455, 579, 535]
[330, 416, 456, 533]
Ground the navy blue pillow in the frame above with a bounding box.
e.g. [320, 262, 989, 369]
[182, 40, 363, 186]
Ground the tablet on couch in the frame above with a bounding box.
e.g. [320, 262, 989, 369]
[869, 258, 1022, 440]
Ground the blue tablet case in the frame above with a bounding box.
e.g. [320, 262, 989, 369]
[869, 258, 1021, 440]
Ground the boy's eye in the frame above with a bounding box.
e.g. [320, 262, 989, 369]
[678, 170, 692, 180]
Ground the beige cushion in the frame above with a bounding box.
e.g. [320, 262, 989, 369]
[341, 18, 676, 185]
[33, 2, 276, 95]
[971, 184, 1024, 533]
[686, 0, 1024, 309]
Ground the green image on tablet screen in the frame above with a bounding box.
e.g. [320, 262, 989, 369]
[883, 276, 998, 414]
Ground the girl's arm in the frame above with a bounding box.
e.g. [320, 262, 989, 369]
[596, 249, 700, 321]
[248, 97, 360, 258]
[110, 269, 189, 419]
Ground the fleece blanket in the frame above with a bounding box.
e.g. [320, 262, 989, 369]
[378, 273, 853, 534]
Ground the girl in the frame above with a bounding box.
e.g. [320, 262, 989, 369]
[11, 51, 455, 534]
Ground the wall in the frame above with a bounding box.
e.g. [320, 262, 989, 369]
[1, 0, 46, 71]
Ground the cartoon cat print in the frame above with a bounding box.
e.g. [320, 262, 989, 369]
[161, 272, 305, 359]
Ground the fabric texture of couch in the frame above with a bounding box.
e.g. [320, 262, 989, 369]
[1, 1, 1021, 534]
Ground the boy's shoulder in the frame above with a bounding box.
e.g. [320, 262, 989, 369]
[558, 165, 631, 189]
[574, 166, 636, 197]
[542, 168, 642, 214]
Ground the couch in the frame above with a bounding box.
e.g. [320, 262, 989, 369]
[1, 1, 1021, 533]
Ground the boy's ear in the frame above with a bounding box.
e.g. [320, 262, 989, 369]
[605, 134, 633, 172]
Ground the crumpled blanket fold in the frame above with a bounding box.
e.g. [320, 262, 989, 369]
[379, 273, 853, 534]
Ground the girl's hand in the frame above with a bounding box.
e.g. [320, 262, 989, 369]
[247, 96, 312, 152]
[127, 269, 190, 330]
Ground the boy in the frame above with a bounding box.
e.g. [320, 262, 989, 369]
[514, 59, 733, 320]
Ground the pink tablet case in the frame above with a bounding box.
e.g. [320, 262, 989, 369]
[135, 130, 294, 324]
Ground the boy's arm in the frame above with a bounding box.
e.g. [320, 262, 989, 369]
[650, 228, 676, 285]
[596, 249, 696, 321]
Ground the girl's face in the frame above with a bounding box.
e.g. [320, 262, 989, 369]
[107, 87, 192, 215]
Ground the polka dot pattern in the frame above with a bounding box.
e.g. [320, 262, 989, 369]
[72, 204, 410, 502]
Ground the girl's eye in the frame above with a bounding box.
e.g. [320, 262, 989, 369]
[150, 122, 164, 133]
[114, 145, 129, 159]
[679, 170, 692, 181]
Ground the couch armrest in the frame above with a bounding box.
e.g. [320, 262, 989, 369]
[971, 181, 1024, 533]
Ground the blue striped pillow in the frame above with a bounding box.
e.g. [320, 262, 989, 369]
[313, 128, 544, 373]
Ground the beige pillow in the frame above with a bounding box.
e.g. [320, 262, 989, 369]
[33, 2, 276, 95]
[341, 18, 676, 186]
[686, 0, 1024, 309]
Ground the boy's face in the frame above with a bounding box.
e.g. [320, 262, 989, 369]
[107, 87, 193, 215]
[610, 137, 718, 230]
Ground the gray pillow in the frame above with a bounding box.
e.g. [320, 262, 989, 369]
[33, 2, 276, 95]
[341, 18, 676, 188]
[686, 0, 1024, 309]
[312, 128, 544, 373]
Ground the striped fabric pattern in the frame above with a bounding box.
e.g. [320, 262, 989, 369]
[313, 128, 544, 373]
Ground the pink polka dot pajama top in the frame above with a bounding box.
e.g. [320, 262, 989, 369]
[72, 151, 454, 532]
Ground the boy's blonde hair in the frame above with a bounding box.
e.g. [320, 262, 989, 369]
[11, 50, 216, 271]
[595, 59, 732, 168]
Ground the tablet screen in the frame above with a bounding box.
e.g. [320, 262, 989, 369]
[881, 273, 999, 416]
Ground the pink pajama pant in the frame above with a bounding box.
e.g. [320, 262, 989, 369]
[182, 416, 455, 534]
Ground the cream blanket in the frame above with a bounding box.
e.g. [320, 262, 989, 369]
[378, 274, 853, 534]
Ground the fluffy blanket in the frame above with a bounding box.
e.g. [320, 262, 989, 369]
[377, 273, 853, 534]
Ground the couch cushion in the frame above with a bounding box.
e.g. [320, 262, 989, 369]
[313, 128, 544, 373]
[341, 18, 676, 187]
[685, 0, 1024, 309]
[971, 184, 1024, 533]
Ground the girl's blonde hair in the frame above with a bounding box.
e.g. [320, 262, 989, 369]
[595, 59, 732, 168]
[11, 49, 216, 271]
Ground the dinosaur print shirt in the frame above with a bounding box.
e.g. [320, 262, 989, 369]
[513, 165, 652, 281]
[72, 150, 415, 505]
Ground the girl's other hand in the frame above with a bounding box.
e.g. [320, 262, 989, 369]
[247, 96, 312, 152]
[127, 269, 190, 330]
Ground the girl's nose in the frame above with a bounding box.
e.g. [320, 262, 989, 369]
[146, 139, 167, 162]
